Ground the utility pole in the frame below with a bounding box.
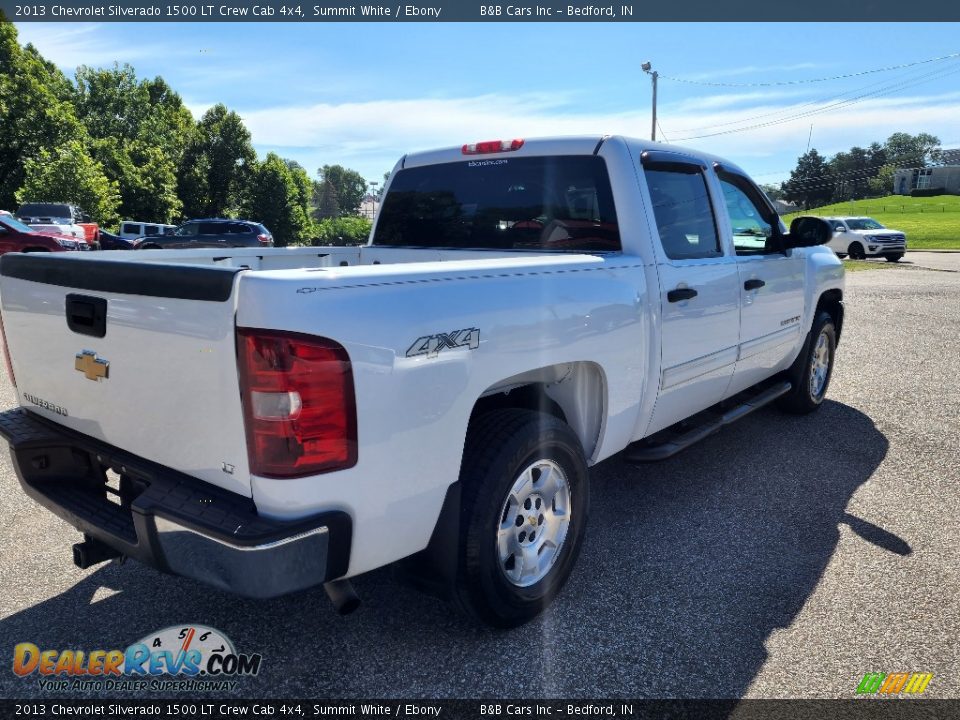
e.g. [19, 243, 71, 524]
[642, 61, 658, 142]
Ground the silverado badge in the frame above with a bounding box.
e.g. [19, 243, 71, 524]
[75, 350, 109, 381]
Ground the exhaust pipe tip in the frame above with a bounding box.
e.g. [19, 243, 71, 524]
[72, 536, 122, 569]
[324, 578, 361, 615]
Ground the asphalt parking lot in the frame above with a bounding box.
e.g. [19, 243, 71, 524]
[0, 259, 957, 700]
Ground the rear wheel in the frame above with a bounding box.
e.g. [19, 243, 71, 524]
[455, 409, 589, 627]
[848, 242, 866, 260]
[884, 253, 903, 262]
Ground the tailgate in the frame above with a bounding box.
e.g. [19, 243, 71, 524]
[0, 254, 252, 496]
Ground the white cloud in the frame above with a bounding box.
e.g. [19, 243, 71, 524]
[16, 24, 153, 70]
[228, 91, 960, 181]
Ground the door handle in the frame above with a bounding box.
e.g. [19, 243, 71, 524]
[667, 287, 698, 302]
[744, 279, 766, 291]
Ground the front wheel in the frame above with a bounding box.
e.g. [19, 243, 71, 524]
[884, 253, 903, 262]
[848, 242, 866, 260]
[778, 311, 837, 414]
[455, 409, 589, 627]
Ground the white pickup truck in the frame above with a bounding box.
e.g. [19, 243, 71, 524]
[0, 136, 844, 627]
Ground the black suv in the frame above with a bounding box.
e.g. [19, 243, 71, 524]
[136, 219, 274, 249]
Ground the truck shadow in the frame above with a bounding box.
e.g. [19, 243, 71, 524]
[0, 400, 891, 700]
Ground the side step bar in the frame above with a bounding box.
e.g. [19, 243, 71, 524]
[625, 380, 792, 463]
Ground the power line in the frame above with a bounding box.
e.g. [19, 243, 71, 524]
[669, 64, 960, 142]
[659, 52, 960, 88]
[667, 59, 955, 135]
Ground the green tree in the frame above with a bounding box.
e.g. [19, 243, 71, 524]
[782, 149, 833, 210]
[72, 64, 192, 222]
[314, 164, 366, 218]
[313, 216, 372, 245]
[178, 104, 256, 218]
[16, 140, 120, 226]
[314, 179, 341, 220]
[828, 146, 875, 201]
[0, 21, 86, 209]
[242, 153, 311, 247]
[759, 183, 784, 202]
[867, 164, 898, 196]
[884, 132, 941, 167]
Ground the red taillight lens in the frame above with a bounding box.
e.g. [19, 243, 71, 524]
[0, 310, 16, 388]
[257, 234, 271, 244]
[238, 328, 357, 478]
[462, 139, 524, 155]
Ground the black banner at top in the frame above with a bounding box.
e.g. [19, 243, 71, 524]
[2, 0, 960, 22]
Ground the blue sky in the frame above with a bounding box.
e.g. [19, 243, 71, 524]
[15, 22, 960, 187]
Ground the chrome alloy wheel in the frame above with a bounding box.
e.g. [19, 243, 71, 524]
[496, 459, 572, 588]
[809, 330, 831, 398]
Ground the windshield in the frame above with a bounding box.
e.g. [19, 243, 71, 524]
[0, 216, 38, 234]
[373, 155, 621, 251]
[845, 218, 884, 231]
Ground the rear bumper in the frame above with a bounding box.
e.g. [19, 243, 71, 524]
[0, 408, 351, 599]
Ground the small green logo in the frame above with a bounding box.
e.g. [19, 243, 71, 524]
[856, 672, 933, 695]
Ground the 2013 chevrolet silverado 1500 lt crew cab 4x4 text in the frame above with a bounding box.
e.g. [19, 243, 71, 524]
[0, 136, 844, 627]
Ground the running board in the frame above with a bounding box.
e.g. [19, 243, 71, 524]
[625, 380, 792, 463]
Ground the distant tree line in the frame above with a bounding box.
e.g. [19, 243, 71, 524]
[769, 132, 944, 210]
[0, 20, 378, 246]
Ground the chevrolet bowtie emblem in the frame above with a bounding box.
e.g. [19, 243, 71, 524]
[75, 350, 109, 381]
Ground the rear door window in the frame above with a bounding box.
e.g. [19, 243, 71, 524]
[198, 223, 224, 235]
[643, 166, 721, 260]
[372, 155, 621, 251]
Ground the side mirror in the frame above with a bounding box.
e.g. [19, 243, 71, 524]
[779, 216, 833, 250]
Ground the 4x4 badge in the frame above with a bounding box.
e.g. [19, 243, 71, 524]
[75, 350, 109, 381]
[406, 328, 480, 358]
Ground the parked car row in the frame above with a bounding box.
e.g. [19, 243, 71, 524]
[0, 212, 89, 254]
[0, 204, 275, 256]
[15, 202, 100, 246]
[133, 218, 274, 249]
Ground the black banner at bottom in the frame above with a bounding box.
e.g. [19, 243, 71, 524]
[1, 700, 958, 720]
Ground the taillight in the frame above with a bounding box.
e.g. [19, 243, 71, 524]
[0, 310, 16, 388]
[462, 139, 524, 155]
[237, 328, 356, 478]
[257, 234, 271, 244]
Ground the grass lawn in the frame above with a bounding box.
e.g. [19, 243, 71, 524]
[784, 195, 960, 250]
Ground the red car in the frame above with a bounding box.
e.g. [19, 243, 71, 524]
[0, 214, 85, 255]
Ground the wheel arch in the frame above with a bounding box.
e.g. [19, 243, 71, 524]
[468, 361, 607, 462]
[815, 288, 844, 345]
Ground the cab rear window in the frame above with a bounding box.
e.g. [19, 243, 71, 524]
[372, 156, 621, 251]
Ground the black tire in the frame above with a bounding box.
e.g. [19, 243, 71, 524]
[848, 242, 866, 260]
[778, 311, 837, 415]
[454, 409, 589, 627]
[884, 253, 903, 263]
